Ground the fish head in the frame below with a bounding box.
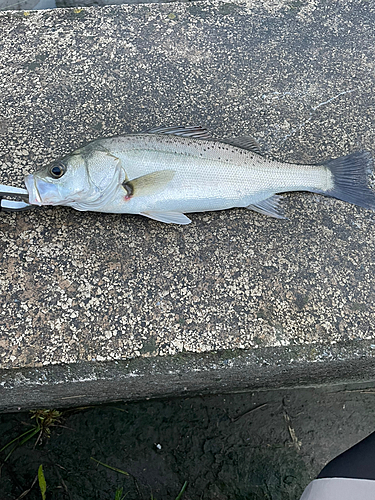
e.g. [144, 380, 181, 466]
[24, 151, 90, 207]
[24, 146, 124, 209]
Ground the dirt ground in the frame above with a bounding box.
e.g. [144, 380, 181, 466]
[1, 383, 375, 500]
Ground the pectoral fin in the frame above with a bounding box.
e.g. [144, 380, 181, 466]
[123, 170, 175, 198]
[247, 195, 286, 219]
[140, 211, 192, 225]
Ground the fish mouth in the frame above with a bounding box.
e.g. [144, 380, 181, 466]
[24, 174, 60, 206]
[24, 174, 43, 205]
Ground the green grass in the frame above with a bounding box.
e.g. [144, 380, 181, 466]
[0, 409, 62, 469]
[91, 458, 187, 500]
[1, 409, 188, 500]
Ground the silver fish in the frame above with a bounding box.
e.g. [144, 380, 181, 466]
[24, 126, 375, 224]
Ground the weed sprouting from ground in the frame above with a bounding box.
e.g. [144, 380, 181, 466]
[30, 409, 62, 445]
[38, 464, 47, 500]
[114, 487, 128, 500]
[175, 481, 188, 500]
[91, 458, 187, 500]
[149, 482, 187, 500]
[0, 409, 61, 471]
[90, 457, 130, 476]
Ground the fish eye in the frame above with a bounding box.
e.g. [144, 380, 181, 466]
[49, 163, 66, 179]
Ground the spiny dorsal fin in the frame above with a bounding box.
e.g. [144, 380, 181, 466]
[140, 211, 191, 224]
[144, 126, 212, 139]
[247, 194, 286, 219]
[123, 170, 175, 198]
[222, 135, 262, 155]
[143, 127, 262, 153]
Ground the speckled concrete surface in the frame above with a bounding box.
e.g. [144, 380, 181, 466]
[1, 0, 375, 406]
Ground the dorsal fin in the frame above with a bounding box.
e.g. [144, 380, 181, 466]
[143, 127, 263, 153]
[221, 135, 262, 155]
[144, 125, 212, 139]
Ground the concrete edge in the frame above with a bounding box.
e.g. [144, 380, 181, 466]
[1, 341, 375, 412]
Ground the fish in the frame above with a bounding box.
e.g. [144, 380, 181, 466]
[24, 125, 375, 224]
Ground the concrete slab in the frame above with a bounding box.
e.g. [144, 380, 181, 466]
[1, 0, 375, 411]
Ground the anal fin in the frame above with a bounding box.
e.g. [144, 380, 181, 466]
[247, 195, 286, 219]
[140, 211, 192, 225]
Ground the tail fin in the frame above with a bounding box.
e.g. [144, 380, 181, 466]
[319, 151, 375, 210]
